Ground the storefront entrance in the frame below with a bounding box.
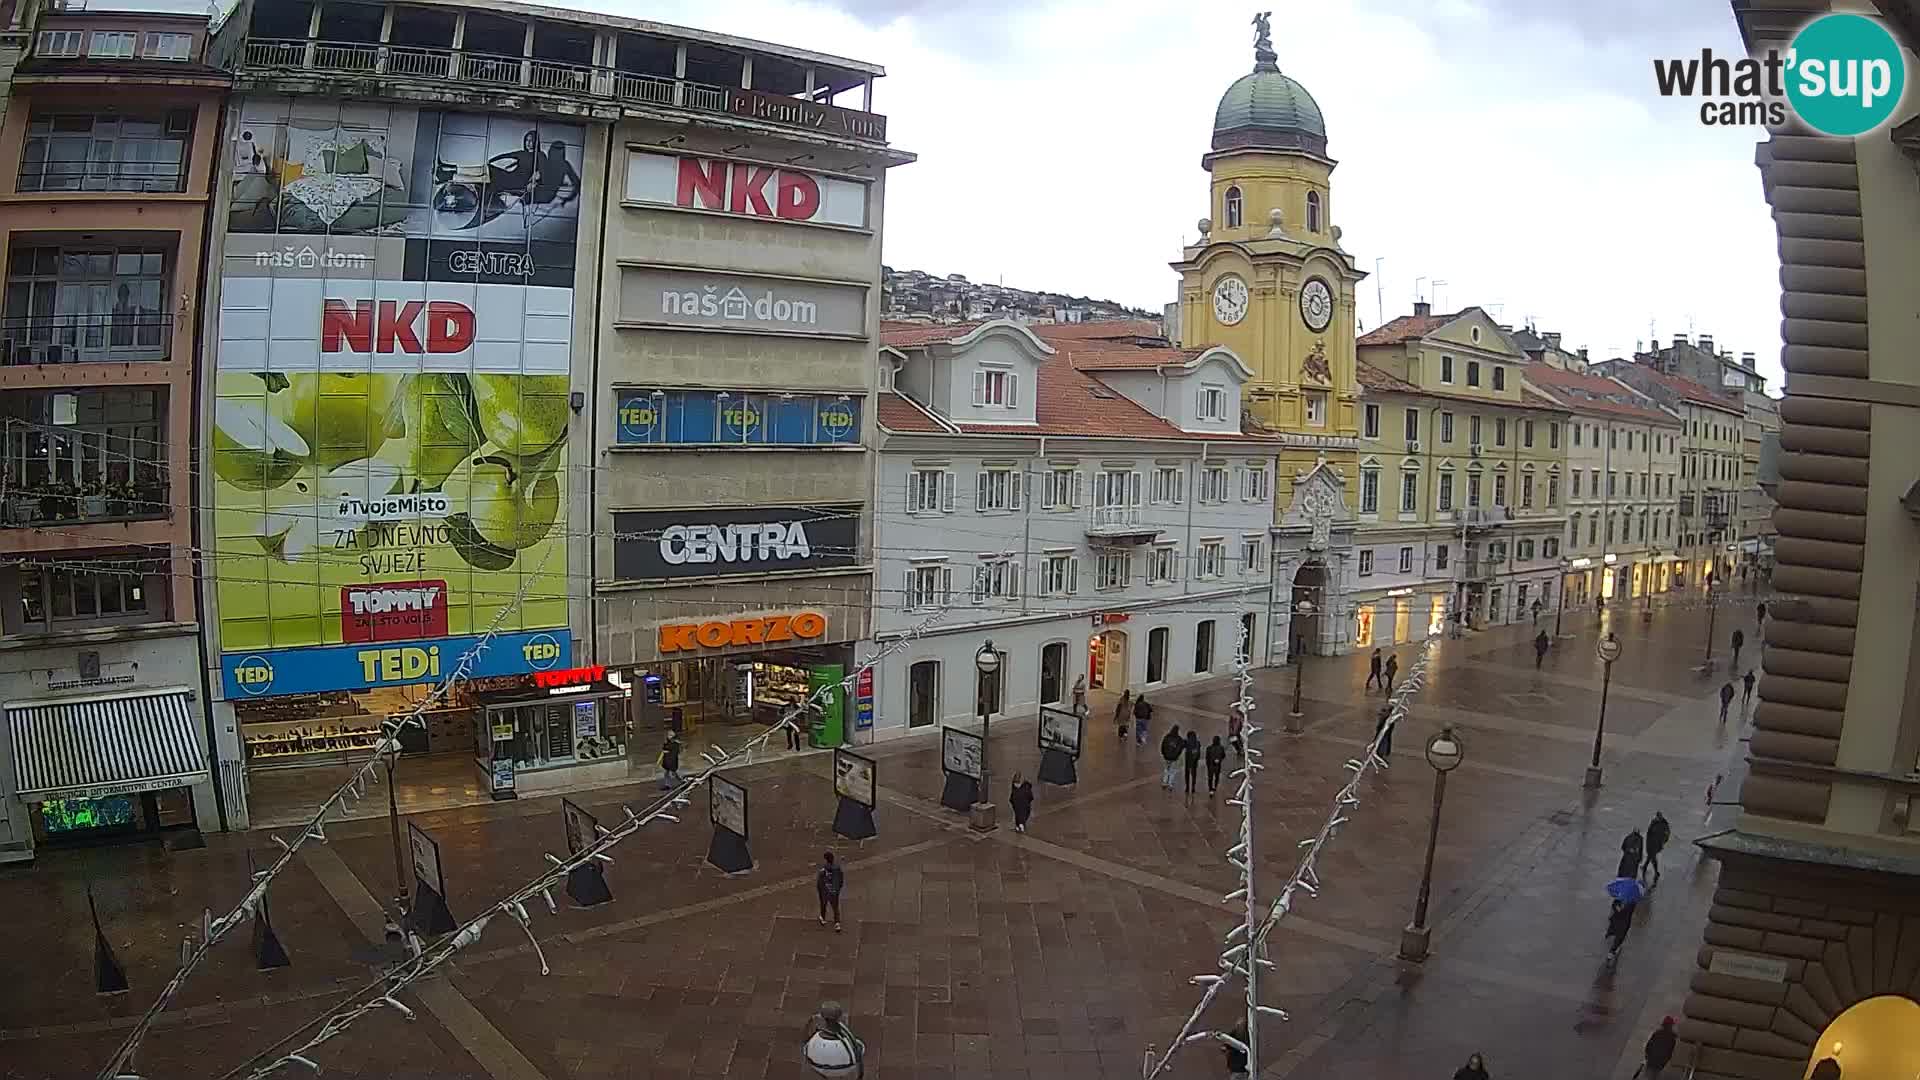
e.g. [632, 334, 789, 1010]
[1089, 630, 1128, 690]
[1039, 642, 1067, 706]
[1291, 560, 1327, 656]
[908, 660, 939, 728]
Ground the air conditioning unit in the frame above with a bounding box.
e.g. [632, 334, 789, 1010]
[1469, 443, 1484, 457]
[1406, 439, 1422, 453]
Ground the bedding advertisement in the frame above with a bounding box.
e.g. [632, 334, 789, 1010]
[212, 99, 583, 694]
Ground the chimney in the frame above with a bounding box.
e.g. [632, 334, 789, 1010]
[1740, 351, 1756, 365]
[1544, 331, 1562, 349]
[1413, 300, 1432, 318]
[1577, 347, 1589, 362]
[1672, 333, 1686, 347]
[1698, 333, 1714, 353]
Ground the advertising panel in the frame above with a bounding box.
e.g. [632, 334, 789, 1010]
[833, 748, 876, 807]
[624, 151, 868, 229]
[613, 389, 860, 448]
[612, 505, 860, 581]
[220, 629, 570, 698]
[1039, 705, 1085, 758]
[710, 774, 749, 837]
[212, 99, 583, 690]
[941, 727, 983, 780]
[616, 267, 868, 338]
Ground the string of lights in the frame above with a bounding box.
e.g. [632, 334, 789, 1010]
[1142, 625, 1443, 1079]
[93, 544, 558, 1080]
[215, 607, 952, 1080]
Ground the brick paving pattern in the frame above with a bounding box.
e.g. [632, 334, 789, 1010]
[0, 599, 1759, 1079]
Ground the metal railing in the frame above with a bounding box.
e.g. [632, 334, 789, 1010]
[2, 486, 171, 527]
[16, 161, 186, 194]
[239, 37, 886, 142]
[1, 314, 173, 365]
[1090, 505, 1144, 529]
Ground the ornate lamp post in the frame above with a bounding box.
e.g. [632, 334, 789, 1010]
[1587, 632, 1622, 789]
[1287, 600, 1315, 732]
[1398, 726, 1465, 962]
[969, 640, 1001, 832]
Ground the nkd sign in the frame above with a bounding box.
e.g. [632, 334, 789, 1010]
[624, 152, 869, 229]
[618, 266, 867, 339]
[612, 505, 860, 581]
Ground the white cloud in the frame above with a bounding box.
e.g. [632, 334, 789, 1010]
[583, 0, 1786, 385]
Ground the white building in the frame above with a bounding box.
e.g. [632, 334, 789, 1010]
[862, 320, 1280, 736]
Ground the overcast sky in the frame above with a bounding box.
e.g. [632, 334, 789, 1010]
[570, 0, 1781, 382]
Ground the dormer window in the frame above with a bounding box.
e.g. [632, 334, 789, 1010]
[1224, 186, 1243, 229]
[1306, 191, 1322, 233]
[88, 31, 137, 59]
[1198, 383, 1227, 421]
[973, 366, 1018, 409]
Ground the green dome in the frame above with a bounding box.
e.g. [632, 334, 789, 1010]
[1212, 64, 1327, 156]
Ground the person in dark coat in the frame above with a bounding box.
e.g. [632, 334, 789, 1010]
[1619, 828, 1645, 881]
[1453, 1053, 1491, 1080]
[1113, 689, 1133, 741]
[1372, 706, 1395, 765]
[1223, 1019, 1250, 1079]
[1366, 647, 1384, 690]
[1642, 812, 1671, 883]
[657, 732, 682, 789]
[1383, 653, 1400, 694]
[1008, 773, 1034, 834]
[1742, 669, 1756, 709]
[1639, 1016, 1678, 1079]
[1809, 1058, 1842, 1080]
[1227, 705, 1245, 759]
[1205, 736, 1227, 794]
[1757, 600, 1767, 625]
[1731, 627, 1746, 666]
[1719, 681, 1736, 723]
[1605, 898, 1636, 964]
[1159, 724, 1184, 790]
[1181, 730, 1202, 794]
[1534, 630, 1551, 668]
[1133, 693, 1153, 747]
[816, 851, 844, 932]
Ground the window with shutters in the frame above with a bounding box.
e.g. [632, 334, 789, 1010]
[906, 468, 952, 514]
[1198, 384, 1227, 421]
[1196, 540, 1227, 579]
[1094, 468, 1142, 527]
[1148, 544, 1178, 584]
[1042, 468, 1081, 510]
[1241, 463, 1269, 502]
[1199, 466, 1230, 504]
[972, 556, 1020, 603]
[1518, 539, 1534, 561]
[976, 466, 1021, 511]
[907, 562, 951, 610]
[972, 366, 1017, 408]
[1359, 468, 1379, 514]
[1095, 551, 1132, 590]
[1151, 465, 1185, 505]
[1040, 552, 1078, 596]
[1242, 535, 1264, 574]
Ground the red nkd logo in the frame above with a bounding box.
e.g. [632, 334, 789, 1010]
[675, 157, 822, 221]
[322, 299, 476, 354]
[340, 579, 450, 643]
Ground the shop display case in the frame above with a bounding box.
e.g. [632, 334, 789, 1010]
[242, 717, 385, 765]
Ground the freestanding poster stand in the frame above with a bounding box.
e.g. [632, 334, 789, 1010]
[248, 851, 291, 969]
[407, 822, 458, 934]
[707, 775, 753, 874]
[1037, 704, 1085, 785]
[560, 798, 613, 907]
[832, 748, 878, 840]
[939, 727, 983, 812]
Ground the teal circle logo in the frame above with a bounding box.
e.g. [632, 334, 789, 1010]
[1786, 14, 1906, 136]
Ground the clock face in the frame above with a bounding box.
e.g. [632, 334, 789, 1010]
[1211, 275, 1249, 326]
[1300, 278, 1334, 332]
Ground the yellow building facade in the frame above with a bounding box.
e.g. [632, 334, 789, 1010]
[1172, 18, 1367, 657]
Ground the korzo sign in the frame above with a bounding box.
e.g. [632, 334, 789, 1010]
[619, 267, 867, 339]
[613, 505, 859, 581]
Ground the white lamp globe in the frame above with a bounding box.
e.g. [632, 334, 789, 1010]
[804, 1031, 860, 1078]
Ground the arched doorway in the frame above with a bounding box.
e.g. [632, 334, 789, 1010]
[1804, 995, 1920, 1079]
[1089, 629, 1129, 690]
[1290, 560, 1326, 657]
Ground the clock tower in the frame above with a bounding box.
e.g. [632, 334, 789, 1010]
[1170, 13, 1364, 658]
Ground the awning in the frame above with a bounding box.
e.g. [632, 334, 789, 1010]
[7, 687, 208, 801]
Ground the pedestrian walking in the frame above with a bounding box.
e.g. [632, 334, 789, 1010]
[657, 732, 682, 789]
[1604, 898, 1637, 965]
[1719, 680, 1736, 724]
[1731, 627, 1745, 667]
[1134, 693, 1153, 747]
[1372, 705, 1395, 764]
[1009, 773, 1034, 834]
[1643, 811, 1670, 884]
[1383, 652, 1400, 694]
[1182, 729, 1202, 794]
[1071, 674, 1087, 715]
[1227, 704, 1245, 759]
[1453, 1053, 1491, 1080]
[1618, 828, 1644, 881]
[1205, 735, 1227, 794]
[1159, 725, 1184, 790]
[1449, 609, 1463, 639]
[1742, 669, 1756, 709]
[785, 708, 804, 751]
[1366, 647, 1383, 690]
[1531, 598, 1542, 626]
[1534, 630, 1550, 669]
[1113, 689, 1133, 741]
[816, 851, 844, 931]
[1634, 1016, 1678, 1079]
[1224, 1019, 1250, 1080]
[1757, 599, 1767, 625]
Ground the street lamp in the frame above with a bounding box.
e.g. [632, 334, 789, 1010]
[969, 640, 1000, 832]
[1287, 600, 1315, 732]
[1398, 726, 1465, 962]
[1553, 558, 1569, 640]
[1586, 632, 1622, 789]
[1699, 572, 1720, 674]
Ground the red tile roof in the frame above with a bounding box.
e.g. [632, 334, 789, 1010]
[875, 390, 955, 434]
[1029, 319, 1165, 342]
[1055, 343, 1207, 371]
[880, 321, 989, 348]
[1624, 365, 1743, 411]
[1356, 311, 1459, 346]
[1356, 362, 1417, 393]
[1356, 362, 1567, 414]
[1521, 364, 1677, 425]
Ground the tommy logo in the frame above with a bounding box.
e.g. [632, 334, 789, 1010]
[340, 580, 450, 643]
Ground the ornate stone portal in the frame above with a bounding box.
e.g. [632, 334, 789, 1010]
[1274, 457, 1354, 658]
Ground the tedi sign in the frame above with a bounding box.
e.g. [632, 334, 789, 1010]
[624, 151, 869, 229]
[613, 504, 860, 581]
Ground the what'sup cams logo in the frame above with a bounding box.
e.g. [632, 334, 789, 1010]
[1654, 13, 1907, 136]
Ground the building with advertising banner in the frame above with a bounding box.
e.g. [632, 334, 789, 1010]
[0, 6, 227, 863]
[596, 87, 910, 753]
[199, 0, 906, 824]
[862, 320, 1280, 737]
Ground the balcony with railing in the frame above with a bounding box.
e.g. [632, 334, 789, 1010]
[3, 243, 176, 366]
[2, 313, 174, 366]
[236, 4, 889, 145]
[2, 387, 171, 531]
[1086, 504, 1161, 543]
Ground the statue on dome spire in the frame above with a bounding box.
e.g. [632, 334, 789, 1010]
[1252, 11, 1279, 71]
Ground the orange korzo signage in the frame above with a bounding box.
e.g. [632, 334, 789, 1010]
[658, 612, 828, 654]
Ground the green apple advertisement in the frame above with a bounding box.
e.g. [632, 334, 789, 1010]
[213, 99, 583, 691]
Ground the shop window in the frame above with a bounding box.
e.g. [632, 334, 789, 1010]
[1147, 626, 1169, 684]
[1195, 620, 1216, 673]
[1354, 606, 1374, 648]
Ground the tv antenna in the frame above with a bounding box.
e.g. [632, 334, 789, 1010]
[1373, 258, 1384, 327]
